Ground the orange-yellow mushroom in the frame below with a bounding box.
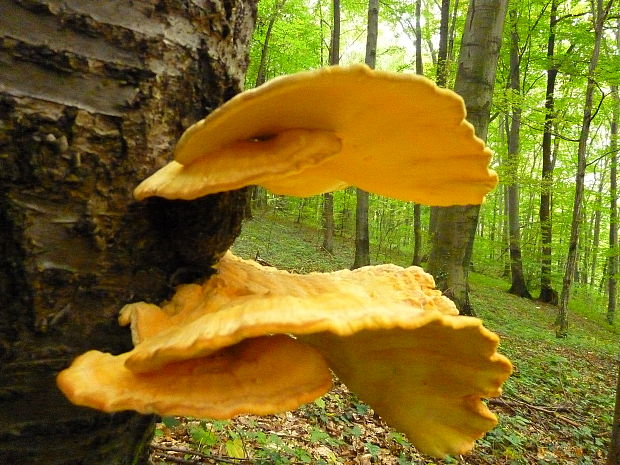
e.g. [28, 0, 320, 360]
[58, 66, 510, 459]
[134, 64, 497, 205]
[58, 252, 512, 458]
[57, 335, 332, 419]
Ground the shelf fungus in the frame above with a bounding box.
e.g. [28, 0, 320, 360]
[133, 64, 497, 205]
[58, 253, 512, 458]
[58, 65, 511, 458]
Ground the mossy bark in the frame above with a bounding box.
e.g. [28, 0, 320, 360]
[0, 1, 256, 463]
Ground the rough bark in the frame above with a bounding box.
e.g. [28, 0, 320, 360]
[556, 0, 612, 337]
[428, 0, 507, 315]
[352, 0, 378, 269]
[0, 1, 256, 464]
[506, 9, 532, 299]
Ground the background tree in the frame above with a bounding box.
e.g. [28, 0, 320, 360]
[538, 0, 560, 304]
[556, 0, 614, 337]
[352, 0, 379, 269]
[0, 1, 256, 463]
[505, 8, 532, 298]
[427, 0, 508, 314]
[609, 18, 620, 326]
[321, 0, 340, 254]
[411, 0, 424, 267]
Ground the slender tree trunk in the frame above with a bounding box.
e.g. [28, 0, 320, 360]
[556, 0, 612, 337]
[539, 0, 559, 304]
[447, 0, 461, 64]
[352, 0, 378, 269]
[589, 168, 605, 286]
[255, 0, 287, 87]
[428, 0, 508, 314]
[0, 1, 256, 464]
[437, 0, 451, 87]
[322, 0, 340, 254]
[353, 189, 370, 268]
[427, 0, 451, 256]
[608, 19, 620, 327]
[411, 0, 424, 266]
[506, 9, 532, 299]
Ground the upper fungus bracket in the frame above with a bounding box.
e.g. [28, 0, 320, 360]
[133, 64, 497, 206]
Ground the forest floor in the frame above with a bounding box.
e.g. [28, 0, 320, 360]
[149, 210, 619, 465]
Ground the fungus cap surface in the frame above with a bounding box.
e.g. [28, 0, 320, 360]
[58, 252, 512, 458]
[57, 335, 332, 419]
[134, 65, 497, 205]
[116, 252, 512, 457]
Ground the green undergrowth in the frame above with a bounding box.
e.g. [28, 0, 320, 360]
[166, 210, 619, 465]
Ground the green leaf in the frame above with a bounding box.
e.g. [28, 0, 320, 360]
[161, 416, 180, 428]
[190, 426, 218, 447]
[225, 438, 245, 458]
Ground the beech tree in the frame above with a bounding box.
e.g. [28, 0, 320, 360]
[556, 0, 614, 337]
[427, 0, 508, 314]
[321, 0, 340, 254]
[0, 1, 256, 463]
[505, 8, 532, 299]
[352, 0, 379, 269]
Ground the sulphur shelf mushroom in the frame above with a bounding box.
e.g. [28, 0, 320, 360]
[58, 65, 510, 458]
[58, 252, 512, 458]
[133, 64, 497, 205]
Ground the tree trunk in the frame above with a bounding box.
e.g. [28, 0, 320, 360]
[321, 0, 340, 254]
[322, 193, 335, 253]
[0, 1, 256, 464]
[608, 19, 619, 327]
[411, 0, 424, 267]
[428, 0, 508, 314]
[436, 0, 451, 87]
[254, 0, 287, 87]
[556, 0, 612, 338]
[506, 9, 532, 299]
[589, 167, 605, 286]
[352, 0, 378, 269]
[352, 189, 370, 268]
[539, 0, 559, 304]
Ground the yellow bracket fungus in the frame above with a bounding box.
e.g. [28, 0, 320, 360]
[134, 64, 497, 205]
[57, 65, 510, 459]
[58, 252, 512, 458]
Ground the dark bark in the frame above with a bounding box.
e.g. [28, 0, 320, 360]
[506, 9, 532, 299]
[322, 193, 335, 253]
[321, 0, 340, 254]
[428, 0, 508, 315]
[411, 0, 423, 267]
[539, 0, 558, 304]
[352, 0, 378, 269]
[352, 189, 370, 269]
[0, 1, 256, 464]
[436, 0, 451, 86]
